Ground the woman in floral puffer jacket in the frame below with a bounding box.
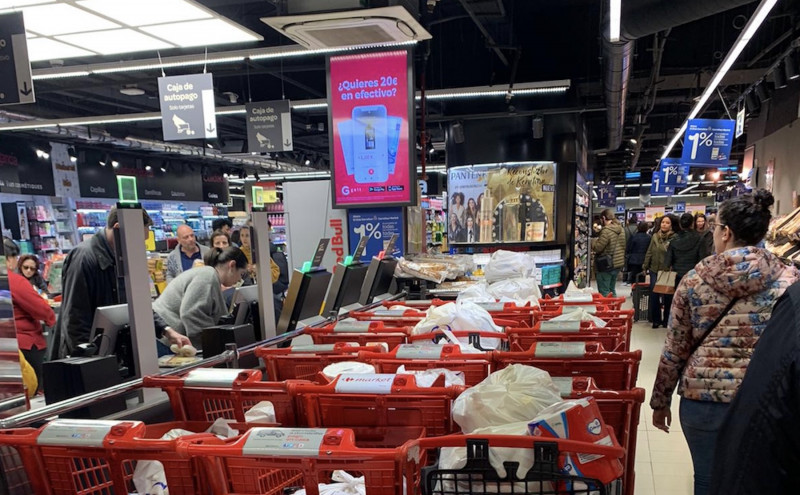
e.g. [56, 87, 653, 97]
[651, 189, 799, 495]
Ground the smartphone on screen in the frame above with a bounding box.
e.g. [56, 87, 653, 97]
[352, 105, 388, 184]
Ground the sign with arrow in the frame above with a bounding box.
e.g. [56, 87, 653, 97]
[245, 100, 293, 153]
[157, 73, 217, 141]
[0, 12, 35, 106]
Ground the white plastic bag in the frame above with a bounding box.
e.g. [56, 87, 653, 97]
[487, 278, 542, 304]
[438, 421, 554, 493]
[452, 364, 562, 434]
[396, 366, 465, 387]
[456, 282, 496, 304]
[322, 361, 375, 380]
[132, 427, 201, 495]
[411, 301, 503, 350]
[244, 401, 277, 424]
[292, 471, 366, 495]
[548, 308, 607, 328]
[484, 250, 536, 284]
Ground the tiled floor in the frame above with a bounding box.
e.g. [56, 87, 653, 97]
[618, 284, 695, 495]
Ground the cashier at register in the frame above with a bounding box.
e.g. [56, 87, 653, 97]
[50, 206, 191, 360]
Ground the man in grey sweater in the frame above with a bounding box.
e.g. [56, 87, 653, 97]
[165, 225, 211, 283]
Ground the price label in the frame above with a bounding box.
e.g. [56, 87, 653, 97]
[185, 368, 247, 387]
[242, 428, 327, 456]
[533, 342, 587, 358]
[290, 344, 337, 353]
[550, 377, 575, 397]
[38, 420, 128, 447]
[333, 320, 372, 333]
[539, 320, 582, 333]
[395, 344, 445, 359]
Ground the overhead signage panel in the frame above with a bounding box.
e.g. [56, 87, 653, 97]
[328, 49, 415, 209]
[596, 182, 616, 207]
[246, 100, 293, 153]
[0, 12, 35, 106]
[680, 119, 735, 168]
[659, 158, 689, 188]
[158, 73, 217, 141]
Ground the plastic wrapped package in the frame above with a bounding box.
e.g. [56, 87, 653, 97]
[411, 301, 503, 349]
[484, 250, 536, 284]
[292, 471, 366, 495]
[395, 366, 466, 387]
[451, 364, 562, 434]
[487, 278, 542, 304]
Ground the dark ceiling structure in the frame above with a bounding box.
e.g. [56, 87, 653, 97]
[1, 0, 798, 187]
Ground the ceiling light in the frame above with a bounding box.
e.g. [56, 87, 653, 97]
[291, 102, 328, 110]
[160, 165, 167, 173]
[785, 51, 800, 80]
[141, 18, 260, 48]
[660, 0, 778, 160]
[25, 38, 96, 62]
[14, 3, 119, 36]
[609, 0, 621, 42]
[120, 85, 145, 96]
[773, 62, 788, 89]
[76, 0, 211, 27]
[57, 29, 173, 55]
[699, 174, 706, 181]
[711, 171, 721, 181]
[35, 149, 49, 159]
[304, 158, 312, 166]
[223, 171, 229, 178]
[112, 160, 119, 168]
[0, 0, 54, 7]
[755, 81, 772, 102]
[145, 164, 152, 171]
[629, 138, 637, 144]
[70, 155, 77, 163]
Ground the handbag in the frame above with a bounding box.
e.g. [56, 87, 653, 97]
[653, 270, 677, 295]
[687, 297, 740, 357]
[595, 229, 623, 273]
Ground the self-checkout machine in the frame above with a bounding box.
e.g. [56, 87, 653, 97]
[277, 239, 333, 340]
[321, 236, 371, 317]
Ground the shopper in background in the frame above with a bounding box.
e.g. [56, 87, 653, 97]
[17, 254, 48, 294]
[210, 229, 231, 249]
[666, 213, 703, 287]
[211, 218, 233, 235]
[4, 238, 54, 393]
[51, 207, 190, 360]
[626, 222, 651, 284]
[710, 280, 800, 494]
[153, 246, 248, 348]
[695, 213, 713, 258]
[625, 215, 638, 241]
[651, 190, 799, 495]
[166, 224, 210, 283]
[592, 209, 626, 297]
[643, 214, 676, 328]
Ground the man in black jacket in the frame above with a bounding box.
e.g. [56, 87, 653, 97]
[665, 213, 703, 286]
[50, 207, 190, 360]
[710, 281, 800, 494]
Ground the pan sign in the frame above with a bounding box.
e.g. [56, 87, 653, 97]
[158, 73, 217, 141]
[246, 100, 293, 153]
[0, 12, 35, 106]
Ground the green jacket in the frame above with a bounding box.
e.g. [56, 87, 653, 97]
[643, 231, 675, 273]
[593, 222, 626, 269]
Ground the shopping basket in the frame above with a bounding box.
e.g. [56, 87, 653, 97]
[304, 320, 412, 348]
[256, 342, 387, 381]
[349, 308, 520, 328]
[557, 377, 646, 495]
[407, 330, 509, 351]
[178, 427, 409, 495]
[631, 283, 650, 322]
[492, 344, 642, 390]
[407, 430, 625, 495]
[143, 368, 308, 426]
[0, 419, 228, 495]
[289, 373, 465, 442]
[0, 443, 32, 495]
[358, 343, 492, 386]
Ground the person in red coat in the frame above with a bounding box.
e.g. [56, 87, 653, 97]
[4, 238, 55, 393]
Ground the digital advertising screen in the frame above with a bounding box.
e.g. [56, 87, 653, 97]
[327, 49, 415, 209]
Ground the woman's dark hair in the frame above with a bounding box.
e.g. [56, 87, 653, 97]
[653, 216, 663, 232]
[718, 189, 774, 246]
[209, 229, 230, 246]
[679, 213, 695, 230]
[230, 229, 241, 246]
[211, 217, 233, 231]
[665, 213, 681, 233]
[695, 213, 707, 223]
[637, 222, 649, 233]
[3, 237, 19, 257]
[204, 246, 248, 268]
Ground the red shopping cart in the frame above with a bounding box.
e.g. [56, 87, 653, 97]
[0, 419, 231, 495]
[492, 343, 642, 390]
[358, 343, 492, 385]
[143, 368, 307, 426]
[407, 329, 509, 351]
[256, 342, 387, 381]
[506, 322, 629, 352]
[303, 320, 412, 348]
[177, 427, 408, 495]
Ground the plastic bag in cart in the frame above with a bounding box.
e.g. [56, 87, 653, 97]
[456, 283, 496, 304]
[322, 361, 376, 380]
[244, 401, 277, 423]
[437, 421, 554, 493]
[396, 366, 466, 387]
[548, 308, 608, 328]
[452, 364, 562, 434]
[411, 301, 503, 350]
[487, 277, 542, 305]
[483, 250, 536, 284]
[292, 470, 366, 495]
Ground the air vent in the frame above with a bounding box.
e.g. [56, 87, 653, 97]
[262, 6, 431, 50]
